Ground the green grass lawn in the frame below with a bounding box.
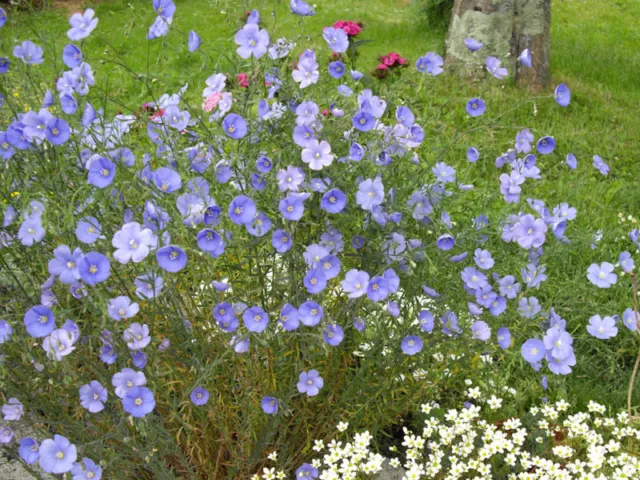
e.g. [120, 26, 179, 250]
[3, 0, 640, 408]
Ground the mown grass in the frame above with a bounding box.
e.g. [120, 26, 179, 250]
[3, 0, 640, 409]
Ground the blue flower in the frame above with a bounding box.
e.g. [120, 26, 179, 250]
[153, 0, 176, 19]
[261, 396, 279, 414]
[13, 41, 44, 65]
[18, 437, 39, 465]
[190, 387, 210, 406]
[188, 30, 201, 52]
[279, 195, 305, 221]
[67, 9, 98, 41]
[401, 335, 423, 355]
[156, 245, 187, 272]
[366, 276, 389, 302]
[242, 306, 269, 333]
[467, 147, 480, 162]
[587, 262, 617, 288]
[70, 457, 102, 480]
[554, 83, 571, 107]
[122, 386, 155, 418]
[271, 229, 292, 253]
[296, 370, 323, 396]
[279, 304, 299, 331]
[464, 38, 483, 51]
[48, 245, 83, 284]
[62, 44, 82, 68]
[79, 252, 110, 285]
[497, 327, 511, 349]
[38, 435, 76, 474]
[352, 111, 375, 131]
[519, 48, 532, 67]
[153, 167, 182, 193]
[87, 156, 115, 188]
[466, 98, 486, 117]
[24, 305, 55, 338]
[328, 60, 345, 79]
[290, 0, 315, 16]
[536, 136, 555, 155]
[299, 301, 323, 326]
[296, 464, 319, 480]
[323, 324, 344, 346]
[322, 27, 348, 53]
[228, 195, 257, 225]
[235, 24, 269, 59]
[79, 381, 107, 413]
[436, 234, 455, 251]
[587, 315, 618, 340]
[304, 268, 327, 294]
[415, 52, 443, 76]
[521, 338, 545, 364]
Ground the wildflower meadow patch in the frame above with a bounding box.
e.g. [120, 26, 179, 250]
[0, 1, 639, 479]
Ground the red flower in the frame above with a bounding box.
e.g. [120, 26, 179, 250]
[237, 73, 249, 88]
[321, 109, 330, 116]
[332, 20, 361, 37]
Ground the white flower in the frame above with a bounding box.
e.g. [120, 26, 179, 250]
[337, 421, 349, 432]
[467, 387, 481, 399]
[487, 395, 503, 410]
[261, 467, 275, 480]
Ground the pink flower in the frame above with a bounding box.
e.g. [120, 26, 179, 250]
[333, 20, 361, 37]
[202, 92, 222, 112]
[237, 73, 248, 88]
[377, 63, 388, 70]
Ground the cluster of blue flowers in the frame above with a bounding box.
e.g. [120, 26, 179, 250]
[0, 0, 628, 477]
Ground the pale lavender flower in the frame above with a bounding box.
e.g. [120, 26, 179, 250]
[124, 323, 151, 350]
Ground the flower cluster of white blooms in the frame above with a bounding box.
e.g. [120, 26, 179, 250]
[309, 432, 386, 479]
[262, 386, 640, 480]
